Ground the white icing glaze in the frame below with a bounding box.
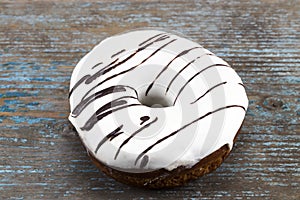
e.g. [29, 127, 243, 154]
[69, 30, 248, 172]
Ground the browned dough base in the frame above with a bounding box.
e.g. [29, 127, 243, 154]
[87, 144, 231, 189]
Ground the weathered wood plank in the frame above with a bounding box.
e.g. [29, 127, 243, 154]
[0, 0, 299, 199]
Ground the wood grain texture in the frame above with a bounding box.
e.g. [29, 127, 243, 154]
[0, 0, 299, 199]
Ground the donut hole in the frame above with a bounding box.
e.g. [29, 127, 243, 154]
[139, 94, 172, 108]
[136, 83, 175, 108]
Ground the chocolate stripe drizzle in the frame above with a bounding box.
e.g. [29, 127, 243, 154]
[114, 117, 158, 160]
[94, 125, 124, 154]
[100, 35, 170, 80]
[165, 53, 214, 94]
[238, 83, 246, 89]
[190, 82, 246, 104]
[72, 85, 127, 117]
[140, 155, 149, 168]
[82, 84, 138, 103]
[190, 81, 227, 104]
[111, 49, 126, 58]
[94, 96, 138, 117]
[138, 33, 165, 46]
[145, 46, 202, 96]
[72, 85, 138, 117]
[85, 58, 120, 85]
[140, 116, 150, 125]
[68, 58, 119, 98]
[97, 39, 177, 86]
[68, 75, 91, 98]
[173, 63, 230, 105]
[91, 62, 103, 69]
[81, 39, 177, 101]
[134, 105, 246, 165]
[96, 100, 127, 115]
[81, 104, 142, 131]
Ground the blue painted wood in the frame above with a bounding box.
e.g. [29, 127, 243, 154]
[0, 0, 299, 199]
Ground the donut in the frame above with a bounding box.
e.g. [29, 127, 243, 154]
[68, 29, 248, 188]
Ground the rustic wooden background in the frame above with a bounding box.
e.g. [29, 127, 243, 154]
[0, 0, 299, 199]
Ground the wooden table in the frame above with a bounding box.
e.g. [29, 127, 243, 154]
[1, 0, 299, 199]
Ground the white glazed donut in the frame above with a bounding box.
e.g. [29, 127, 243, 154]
[69, 29, 248, 173]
